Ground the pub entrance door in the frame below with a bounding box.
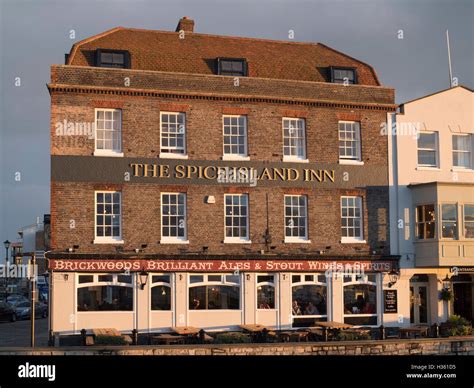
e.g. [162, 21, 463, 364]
[452, 275, 473, 323]
[410, 278, 429, 325]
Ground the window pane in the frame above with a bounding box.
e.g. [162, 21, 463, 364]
[151, 286, 171, 310]
[77, 285, 133, 311]
[343, 284, 377, 315]
[257, 285, 275, 309]
[292, 285, 327, 316]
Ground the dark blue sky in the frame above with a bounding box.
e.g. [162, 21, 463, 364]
[0, 0, 473, 244]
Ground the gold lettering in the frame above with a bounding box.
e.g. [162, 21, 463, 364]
[273, 168, 287, 181]
[175, 165, 186, 178]
[160, 164, 170, 178]
[287, 168, 299, 181]
[258, 168, 273, 181]
[310, 169, 323, 182]
[186, 165, 198, 178]
[204, 166, 217, 179]
[130, 163, 143, 177]
[143, 164, 158, 177]
[324, 170, 335, 182]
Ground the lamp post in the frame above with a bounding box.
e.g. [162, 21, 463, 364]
[3, 240, 11, 266]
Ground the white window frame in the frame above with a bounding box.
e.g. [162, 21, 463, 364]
[76, 273, 133, 313]
[342, 274, 379, 327]
[150, 273, 173, 311]
[291, 274, 328, 321]
[188, 273, 242, 311]
[94, 108, 123, 157]
[94, 191, 123, 244]
[224, 194, 251, 243]
[341, 196, 365, 243]
[159, 112, 188, 159]
[160, 192, 189, 244]
[282, 118, 308, 162]
[440, 203, 458, 240]
[284, 195, 310, 243]
[452, 134, 473, 170]
[256, 274, 277, 311]
[417, 131, 439, 168]
[338, 121, 362, 164]
[463, 204, 474, 239]
[222, 115, 250, 161]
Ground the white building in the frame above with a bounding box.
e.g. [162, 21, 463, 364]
[388, 85, 474, 326]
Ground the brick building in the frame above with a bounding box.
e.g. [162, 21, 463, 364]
[47, 17, 399, 341]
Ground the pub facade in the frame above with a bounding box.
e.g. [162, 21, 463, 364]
[47, 17, 399, 340]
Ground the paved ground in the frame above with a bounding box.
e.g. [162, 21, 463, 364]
[0, 317, 48, 347]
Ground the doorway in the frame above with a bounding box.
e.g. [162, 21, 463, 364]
[410, 276, 429, 325]
[453, 275, 473, 323]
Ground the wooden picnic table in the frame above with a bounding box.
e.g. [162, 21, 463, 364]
[92, 328, 122, 336]
[312, 321, 354, 329]
[239, 324, 266, 333]
[151, 334, 186, 345]
[279, 331, 309, 343]
[400, 326, 429, 338]
[171, 326, 201, 336]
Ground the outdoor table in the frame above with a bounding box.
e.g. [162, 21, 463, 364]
[171, 326, 201, 335]
[279, 331, 309, 343]
[92, 328, 121, 337]
[400, 326, 429, 339]
[239, 324, 273, 342]
[239, 324, 266, 333]
[310, 321, 354, 341]
[151, 334, 186, 345]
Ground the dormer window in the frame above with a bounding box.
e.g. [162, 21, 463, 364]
[330, 67, 357, 84]
[95, 49, 130, 69]
[217, 58, 247, 76]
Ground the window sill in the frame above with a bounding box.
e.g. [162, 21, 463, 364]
[341, 238, 366, 244]
[222, 155, 250, 161]
[160, 239, 189, 244]
[339, 159, 364, 166]
[93, 150, 124, 157]
[284, 238, 311, 244]
[283, 157, 309, 163]
[451, 168, 474, 173]
[93, 239, 124, 244]
[416, 166, 440, 171]
[224, 238, 252, 244]
[159, 153, 188, 160]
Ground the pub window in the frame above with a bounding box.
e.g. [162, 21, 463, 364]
[257, 275, 276, 309]
[441, 204, 458, 239]
[77, 274, 133, 312]
[188, 274, 240, 310]
[224, 194, 250, 242]
[330, 67, 357, 84]
[282, 118, 307, 161]
[464, 204, 474, 238]
[160, 112, 186, 157]
[95, 191, 122, 242]
[217, 58, 247, 77]
[223, 115, 248, 159]
[341, 196, 364, 242]
[95, 109, 122, 155]
[343, 274, 378, 325]
[284, 195, 308, 242]
[339, 121, 361, 162]
[417, 132, 438, 167]
[95, 49, 130, 69]
[415, 204, 435, 239]
[291, 274, 327, 327]
[161, 193, 187, 242]
[452, 134, 472, 169]
[151, 274, 172, 311]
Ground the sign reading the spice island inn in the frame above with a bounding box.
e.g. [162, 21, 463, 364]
[128, 162, 335, 184]
[49, 259, 396, 272]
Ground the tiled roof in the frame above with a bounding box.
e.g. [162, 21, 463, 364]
[67, 26, 381, 86]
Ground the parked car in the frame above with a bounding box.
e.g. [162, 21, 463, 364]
[6, 294, 28, 307]
[0, 301, 17, 322]
[13, 301, 48, 320]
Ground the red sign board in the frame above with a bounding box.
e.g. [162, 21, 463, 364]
[48, 259, 394, 273]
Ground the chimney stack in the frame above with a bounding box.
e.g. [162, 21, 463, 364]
[176, 16, 194, 33]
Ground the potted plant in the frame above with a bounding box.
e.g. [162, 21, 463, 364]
[440, 315, 473, 337]
[439, 288, 454, 302]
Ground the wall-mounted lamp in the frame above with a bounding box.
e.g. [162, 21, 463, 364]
[246, 274, 251, 281]
[138, 270, 148, 290]
[441, 275, 451, 290]
[63, 274, 69, 281]
[388, 269, 399, 288]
